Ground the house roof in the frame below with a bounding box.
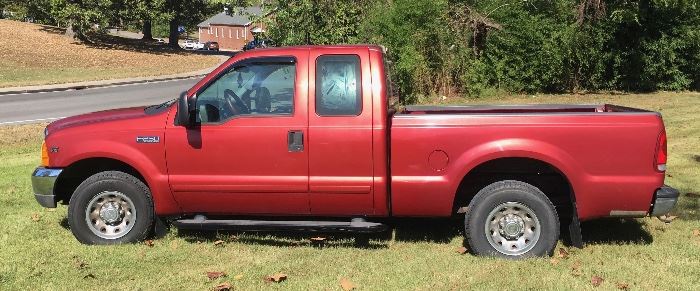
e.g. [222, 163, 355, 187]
[197, 7, 265, 27]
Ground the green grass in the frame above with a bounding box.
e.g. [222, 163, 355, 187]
[1, 93, 699, 290]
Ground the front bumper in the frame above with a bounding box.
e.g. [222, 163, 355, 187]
[650, 185, 679, 216]
[31, 167, 63, 208]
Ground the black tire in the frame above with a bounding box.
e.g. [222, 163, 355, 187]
[68, 171, 154, 245]
[464, 180, 559, 258]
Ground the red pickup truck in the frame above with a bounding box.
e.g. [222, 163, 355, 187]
[32, 45, 678, 258]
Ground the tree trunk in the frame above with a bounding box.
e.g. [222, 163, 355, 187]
[168, 18, 179, 48]
[65, 19, 76, 39]
[142, 19, 153, 40]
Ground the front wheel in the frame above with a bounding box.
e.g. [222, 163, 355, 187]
[68, 171, 154, 244]
[465, 180, 559, 258]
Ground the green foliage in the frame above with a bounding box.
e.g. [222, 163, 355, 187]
[267, 0, 371, 46]
[266, 0, 700, 99]
[8, 0, 700, 96]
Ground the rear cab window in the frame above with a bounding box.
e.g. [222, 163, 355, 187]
[315, 55, 362, 116]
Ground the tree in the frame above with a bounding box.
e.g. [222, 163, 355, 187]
[162, 0, 213, 47]
[48, 0, 113, 40]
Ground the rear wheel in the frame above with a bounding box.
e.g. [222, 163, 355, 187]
[68, 171, 154, 245]
[465, 180, 559, 258]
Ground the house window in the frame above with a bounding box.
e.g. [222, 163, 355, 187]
[229, 29, 232, 38]
[215, 27, 218, 37]
[208, 26, 212, 34]
[236, 29, 239, 39]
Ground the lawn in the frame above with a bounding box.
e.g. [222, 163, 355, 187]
[0, 93, 698, 290]
[0, 20, 220, 88]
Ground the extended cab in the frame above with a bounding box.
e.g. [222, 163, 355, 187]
[31, 45, 679, 258]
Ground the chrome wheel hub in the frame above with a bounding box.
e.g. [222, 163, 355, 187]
[85, 191, 136, 239]
[499, 214, 525, 239]
[484, 202, 541, 256]
[99, 202, 122, 223]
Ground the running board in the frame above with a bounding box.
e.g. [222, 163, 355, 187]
[173, 216, 388, 233]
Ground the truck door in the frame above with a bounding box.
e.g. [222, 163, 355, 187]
[308, 49, 375, 215]
[165, 52, 310, 215]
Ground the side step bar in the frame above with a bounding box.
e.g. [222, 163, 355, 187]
[173, 216, 388, 233]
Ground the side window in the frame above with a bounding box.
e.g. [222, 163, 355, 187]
[196, 58, 295, 124]
[315, 55, 362, 116]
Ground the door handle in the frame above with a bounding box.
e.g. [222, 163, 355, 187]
[287, 130, 304, 152]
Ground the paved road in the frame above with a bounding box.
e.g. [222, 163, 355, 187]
[0, 78, 200, 125]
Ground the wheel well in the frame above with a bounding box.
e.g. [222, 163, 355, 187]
[54, 158, 148, 205]
[453, 157, 574, 220]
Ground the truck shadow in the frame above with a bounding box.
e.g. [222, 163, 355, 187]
[578, 218, 653, 245]
[174, 217, 653, 249]
[58, 216, 653, 248]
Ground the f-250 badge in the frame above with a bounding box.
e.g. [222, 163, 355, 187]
[136, 136, 160, 143]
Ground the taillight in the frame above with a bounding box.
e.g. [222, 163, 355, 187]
[655, 131, 667, 172]
[41, 141, 50, 167]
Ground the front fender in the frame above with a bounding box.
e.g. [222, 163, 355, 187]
[52, 139, 181, 215]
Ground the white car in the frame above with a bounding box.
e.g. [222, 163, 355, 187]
[183, 40, 205, 50]
[182, 40, 196, 49]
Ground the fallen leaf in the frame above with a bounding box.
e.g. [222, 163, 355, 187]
[207, 271, 227, 280]
[570, 261, 582, 277]
[213, 240, 225, 246]
[693, 229, 700, 236]
[550, 258, 560, 266]
[694, 155, 700, 162]
[310, 237, 327, 248]
[31, 213, 40, 222]
[456, 246, 468, 255]
[83, 273, 95, 279]
[73, 257, 88, 270]
[144, 240, 155, 247]
[557, 247, 570, 259]
[616, 282, 630, 290]
[340, 277, 356, 291]
[234, 274, 243, 280]
[591, 275, 604, 287]
[213, 282, 232, 291]
[264, 273, 287, 283]
[687, 192, 700, 198]
[658, 215, 678, 223]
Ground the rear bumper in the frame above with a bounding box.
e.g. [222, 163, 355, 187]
[31, 167, 63, 208]
[650, 185, 679, 216]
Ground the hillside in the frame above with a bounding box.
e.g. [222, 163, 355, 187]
[0, 20, 219, 88]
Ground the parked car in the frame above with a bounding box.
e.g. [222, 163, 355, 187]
[156, 38, 165, 44]
[182, 39, 197, 50]
[32, 45, 678, 258]
[203, 41, 219, 51]
[243, 38, 273, 51]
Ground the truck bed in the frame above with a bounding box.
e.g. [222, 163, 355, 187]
[389, 104, 665, 221]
